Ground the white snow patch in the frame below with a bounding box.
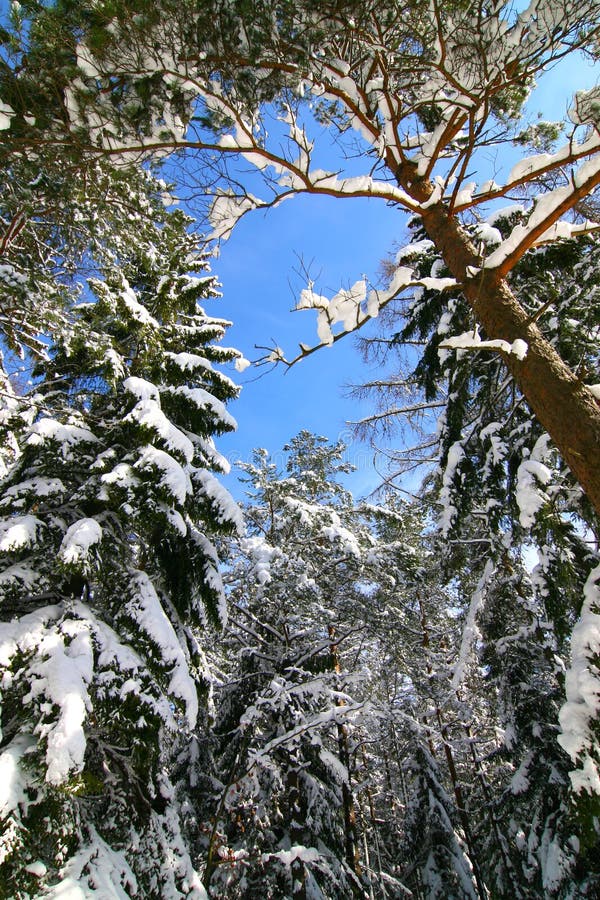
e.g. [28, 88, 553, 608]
[0, 734, 36, 819]
[122, 376, 160, 403]
[3, 477, 65, 500]
[164, 351, 213, 373]
[234, 356, 251, 373]
[451, 559, 493, 691]
[127, 572, 198, 728]
[440, 328, 528, 359]
[558, 564, 600, 795]
[265, 846, 320, 866]
[473, 223, 502, 245]
[25, 861, 47, 877]
[27, 419, 98, 457]
[120, 285, 160, 328]
[135, 445, 191, 505]
[194, 469, 244, 532]
[58, 519, 102, 569]
[170, 385, 237, 431]
[319, 748, 349, 784]
[241, 536, 278, 585]
[438, 441, 464, 537]
[516, 437, 552, 528]
[0, 101, 15, 130]
[125, 398, 195, 462]
[0, 515, 43, 552]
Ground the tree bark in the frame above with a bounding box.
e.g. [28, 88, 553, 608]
[414, 196, 600, 514]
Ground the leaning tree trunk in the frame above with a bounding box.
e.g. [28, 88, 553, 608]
[397, 164, 600, 515]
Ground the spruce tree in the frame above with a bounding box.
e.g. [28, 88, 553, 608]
[200, 434, 379, 898]
[0, 174, 242, 897]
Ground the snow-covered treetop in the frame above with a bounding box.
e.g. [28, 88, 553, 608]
[20, 0, 594, 363]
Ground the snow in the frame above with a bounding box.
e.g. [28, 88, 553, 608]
[511, 339, 528, 361]
[480, 422, 507, 468]
[440, 328, 528, 360]
[454, 181, 476, 206]
[319, 748, 349, 784]
[510, 758, 531, 795]
[486, 204, 526, 226]
[58, 518, 102, 569]
[587, 384, 600, 400]
[516, 439, 552, 528]
[120, 285, 160, 327]
[438, 441, 464, 536]
[127, 572, 199, 728]
[27, 419, 98, 457]
[558, 564, 600, 795]
[451, 559, 493, 691]
[3, 477, 65, 501]
[135, 445, 191, 505]
[473, 223, 502, 245]
[0, 734, 36, 819]
[166, 507, 187, 536]
[315, 279, 367, 345]
[419, 276, 459, 292]
[484, 140, 600, 270]
[234, 356, 251, 373]
[0, 514, 43, 552]
[164, 351, 213, 373]
[45, 826, 141, 899]
[209, 191, 265, 241]
[265, 846, 320, 866]
[0, 262, 27, 286]
[169, 385, 237, 431]
[187, 524, 226, 621]
[123, 376, 160, 403]
[569, 86, 600, 126]
[396, 239, 434, 262]
[125, 398, 195, 462]
[243, 537, 275, 584]
[320, 516, 361, 557]
[542, 839, 573, 895]
[507, 152, 554, 184]
[43, 877, 88, 898]
[25, 860, 47, 877]
[99, 462, 139, 494]
[298, 265, 449, 347]
[194, 468, 244, 532]
[0, 100, 15, 130]
[5, 616, 96, 785]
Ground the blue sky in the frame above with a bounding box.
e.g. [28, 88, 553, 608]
[215, 192, 402, 498]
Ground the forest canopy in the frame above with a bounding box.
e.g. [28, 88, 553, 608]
[0, 1, 600, 897]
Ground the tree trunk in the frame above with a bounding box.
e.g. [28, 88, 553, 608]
[400, 171, 600, 515]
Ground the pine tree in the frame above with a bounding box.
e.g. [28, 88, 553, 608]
[22, 0, 600, 513]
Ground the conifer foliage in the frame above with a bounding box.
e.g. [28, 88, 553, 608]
[0, 168, 242, 897]
[200, 434, 371, 898]
[2, 2, 600, 896]
[355, 222, 600, 893]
